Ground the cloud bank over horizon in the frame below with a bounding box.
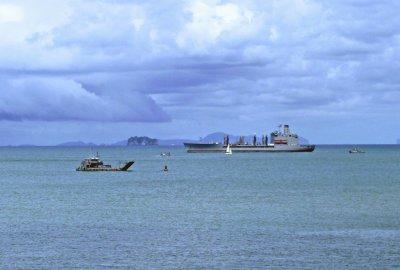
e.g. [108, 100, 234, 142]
[0, 0, 399, 144]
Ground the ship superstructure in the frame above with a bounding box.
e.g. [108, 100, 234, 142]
[270, 124, 299, 146]
[184, 124, 315, 153]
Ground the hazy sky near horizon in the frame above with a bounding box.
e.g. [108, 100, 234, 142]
[0, 0, 399, 145]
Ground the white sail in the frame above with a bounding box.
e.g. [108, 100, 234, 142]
[226, 144, 232, 155]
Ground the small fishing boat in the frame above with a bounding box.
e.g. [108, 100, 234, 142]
[76, 154, 134, 171]
[226, 144, 232, 155]
[160, 152, 171, 157]
[349, 147, 365, 154]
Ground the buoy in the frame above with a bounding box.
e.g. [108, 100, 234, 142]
[163, 165, 168, 172]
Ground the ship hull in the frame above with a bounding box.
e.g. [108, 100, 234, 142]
[76, 161, 135, 171]
[76, 168, 124, 172]
[184, 143, 315, 153]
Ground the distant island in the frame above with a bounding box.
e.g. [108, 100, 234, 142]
[397, 139, 400, 144]
[54, 136, 197, 147]
[56, 137, 159, 147]
[127, 136, 158, 146]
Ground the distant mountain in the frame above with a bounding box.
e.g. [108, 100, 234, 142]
[158, 139, 196, 146]
[56, 141, 98, 147]
[19, 144, 38, 147]
[8, 144, 38, 147]
[201, 132, 228, 143]
[109, 140, 127, 146]
[109, 138, 196, 146]
[397, 139, 400, 144]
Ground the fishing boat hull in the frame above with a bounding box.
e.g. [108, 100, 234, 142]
[76, 161, 135, 171]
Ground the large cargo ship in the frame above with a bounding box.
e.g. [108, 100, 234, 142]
[184, 124, 315, 153]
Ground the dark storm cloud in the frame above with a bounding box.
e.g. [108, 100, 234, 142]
[0, 77, 170, 122]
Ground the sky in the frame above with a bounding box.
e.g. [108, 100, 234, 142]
[0, 0, 399, 145]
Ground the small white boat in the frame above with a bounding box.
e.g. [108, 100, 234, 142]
[226, 144, 232, 155]
[349, 147, 365, 154]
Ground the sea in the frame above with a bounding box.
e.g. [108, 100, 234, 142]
[1, 145, 399, 269]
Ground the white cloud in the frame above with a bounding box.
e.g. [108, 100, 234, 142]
[0, 3, 23, 23]
[176, 1, 259, 51]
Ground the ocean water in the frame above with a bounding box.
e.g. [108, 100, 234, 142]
[1, 145, 399, 269]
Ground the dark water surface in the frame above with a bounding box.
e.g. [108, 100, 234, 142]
[1, 146, 400, 269]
